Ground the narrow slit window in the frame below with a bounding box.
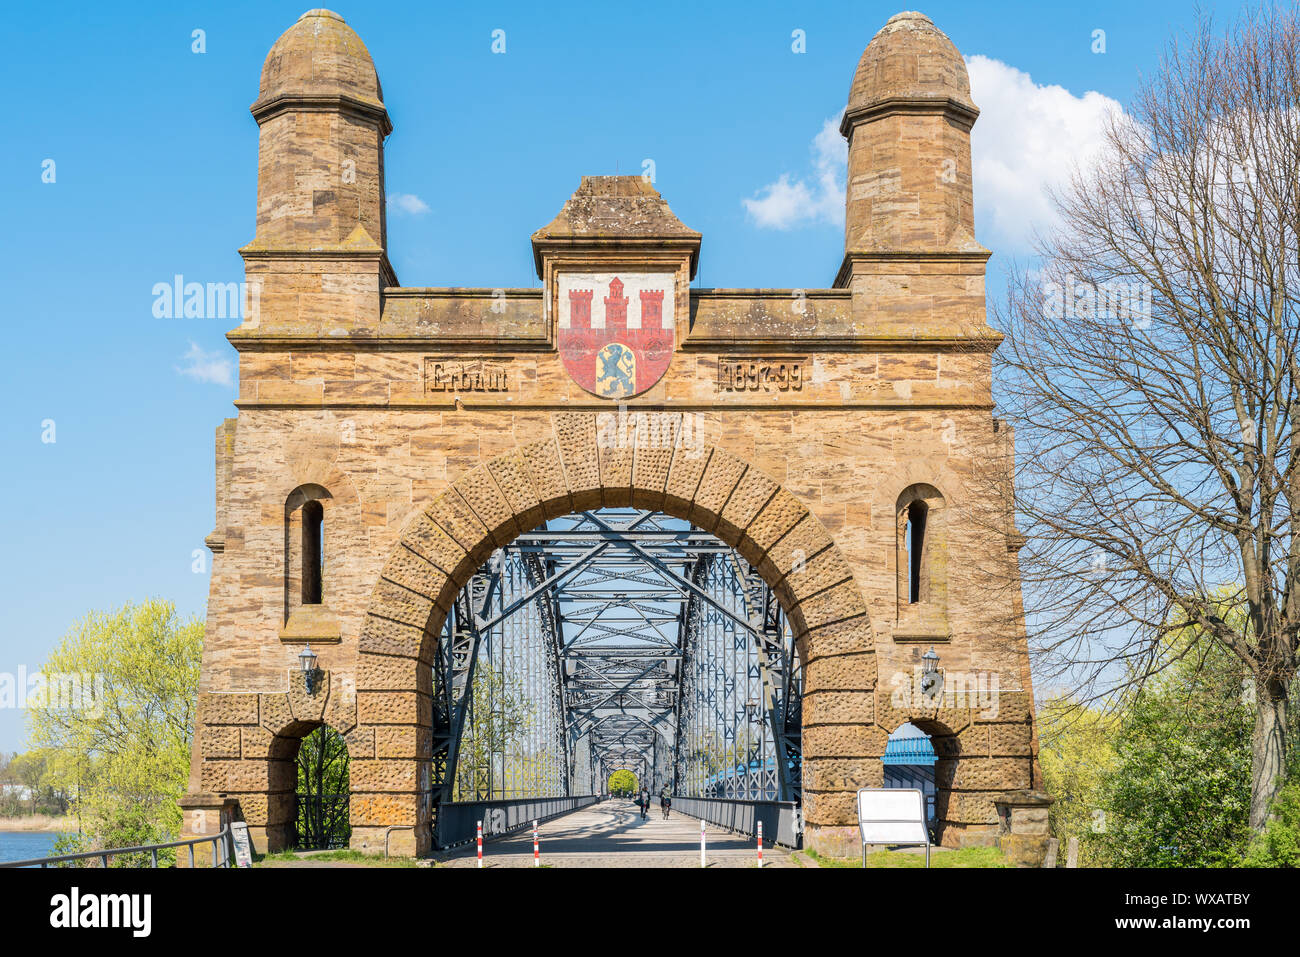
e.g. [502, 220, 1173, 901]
[302, 500, 324, 605]
[907, 500, 928, 604]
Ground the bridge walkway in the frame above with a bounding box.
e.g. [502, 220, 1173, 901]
[435, 799, 795, 868]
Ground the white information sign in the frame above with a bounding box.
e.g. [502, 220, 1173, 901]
[856, 788, 930, 867]
[230, 821, 253, 869]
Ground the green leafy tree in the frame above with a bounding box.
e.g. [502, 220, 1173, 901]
[454, 661, 532, 800]
[7, 750, 72, 817]
[295, 726, 350, 850]
[0, 753, 16, 816]
[1037, 696, 1117, 865]
[1096, 636, 1254, 867]
[6, 751, 47, 815]
[1241, 779, 1300, 867]
[607, 769, 637, 795]
[28, 600, 202, 862]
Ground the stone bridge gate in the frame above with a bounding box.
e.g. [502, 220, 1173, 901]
[179, 8, 1044, 862]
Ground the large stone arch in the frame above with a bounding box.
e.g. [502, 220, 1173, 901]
[348, 411, 878, 856]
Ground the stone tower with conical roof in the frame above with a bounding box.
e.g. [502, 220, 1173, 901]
[241, 9, 396, 333]
[837, 11, 991, 338]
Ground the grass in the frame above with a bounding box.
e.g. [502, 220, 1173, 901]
[803, 846, 1011, 868]
[253, 848, 421, 868]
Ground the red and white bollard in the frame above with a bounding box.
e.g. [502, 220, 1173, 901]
[533, 820, 540, 867]
[476, 820, 483, 868]
[700, 819, 707, 868]
[757, 820, 764, 868]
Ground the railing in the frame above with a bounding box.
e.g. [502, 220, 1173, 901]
[296, 792, 351, 850]
[435, 795, 600, 848]
[671, 796, 802, 848]
[0, 825, 234, 869]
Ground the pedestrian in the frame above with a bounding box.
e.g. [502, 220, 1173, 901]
[639, 786, 649, 820]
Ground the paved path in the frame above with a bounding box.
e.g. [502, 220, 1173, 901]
[436, 799, 794, 868]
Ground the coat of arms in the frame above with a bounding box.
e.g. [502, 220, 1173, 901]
[557, 273, 675, 398]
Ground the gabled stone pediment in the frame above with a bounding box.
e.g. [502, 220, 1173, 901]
[531, 176, 701, 277]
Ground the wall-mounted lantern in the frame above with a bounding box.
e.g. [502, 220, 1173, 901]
[920, 646, 943, 699]
[299, 643, 321, 695]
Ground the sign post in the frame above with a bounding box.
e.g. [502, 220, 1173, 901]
[856, 788, 930, 868]
[229, 822, 253, 869]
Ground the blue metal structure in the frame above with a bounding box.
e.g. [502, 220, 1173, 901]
[428, 508, 804, 849]
[881, 724, 937, 823]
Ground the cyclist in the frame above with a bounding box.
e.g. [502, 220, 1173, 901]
[660, 786, 671, 819]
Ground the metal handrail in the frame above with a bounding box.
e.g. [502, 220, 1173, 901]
[435, 794, 601, 848]
[670, 795, 802, 848]
[0, 825, 234, 869]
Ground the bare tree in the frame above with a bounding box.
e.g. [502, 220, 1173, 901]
[995, 6, 1300, 829]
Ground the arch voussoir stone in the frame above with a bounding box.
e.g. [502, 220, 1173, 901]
[733, 487, 809, 570]
[359, 615, 426, 659]
[488, 448, 546, 532]
[716, 468, 780, 544]
[775, 545, 854, 611]
[629, 412, 682, 507]
[402, 511, 468, 579]
[552, 412, 602, 510]
[789, 579, 867, 635]
[799, 615, 874, 662]
[369, 578, 437, 631]
[596, 417, 635, 508]
[762, 515, 835, 593]
[663, 444, 711, 516]
[424, 491, 494, 568]
[454, 466, 519, 546]
[519, 436, 573, 518]
[383, 544, 450, 604]
[686, 447, 748, 532]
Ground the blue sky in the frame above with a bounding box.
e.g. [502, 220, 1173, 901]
[0, 0, 1244, 750]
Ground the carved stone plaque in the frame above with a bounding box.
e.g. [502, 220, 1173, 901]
[424, 357, 512, 393]
[716, 357, 806, 393]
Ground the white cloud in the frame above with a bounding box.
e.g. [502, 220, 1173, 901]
[966, 55, 1123, 250]
[176, 341, 234, 387]
[387, 192, 431, 215]
[742, 58, 1124, 251]
[742, 114, 846, 230]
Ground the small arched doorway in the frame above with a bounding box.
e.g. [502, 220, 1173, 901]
[882, 722, 937, 830]
[267, 722, 352, 851]
[295, 725, 351, 849]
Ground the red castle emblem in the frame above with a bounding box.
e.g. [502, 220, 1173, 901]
[558, 274, 674, 398]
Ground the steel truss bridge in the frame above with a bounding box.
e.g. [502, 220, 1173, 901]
[427, 509, 803, 847]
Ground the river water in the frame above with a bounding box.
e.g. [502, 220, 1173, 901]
[0, 831, 63, 864]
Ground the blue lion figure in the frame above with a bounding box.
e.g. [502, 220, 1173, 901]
[596, 343, 636, 398]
